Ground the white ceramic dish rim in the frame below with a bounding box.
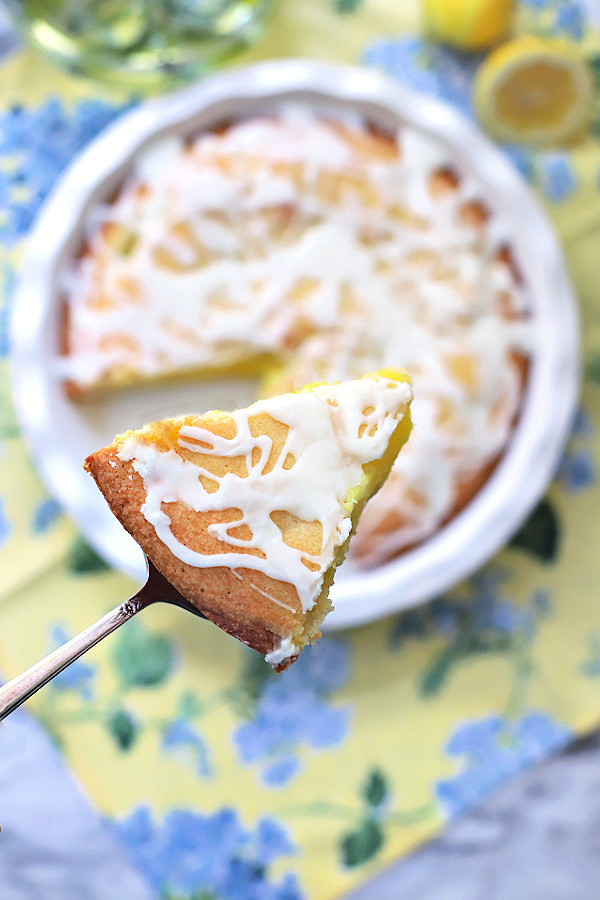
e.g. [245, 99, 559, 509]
[11, 59, 580, 630]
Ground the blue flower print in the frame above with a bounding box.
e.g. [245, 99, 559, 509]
[113, 805, 302, 900]
[365, 38, 448, 101]
[0, 262, 16, 357]
[559, 406, 596, 492]
[436, 712, 572, 819]
[260, 754, 302, 787]
[555, 1, 586, 39]
[234, 637, 351, 786]
[0, 98, 132, 245]
[502, 145, 534, 182]
[581, 633, 600, 677]
[541, 154, 577, 202]
[559, 449, 595, 491]
[364, 37, 478, 121]
[390, 571, 551, 697]
[0, 495, 10, 548]
[48, 624, 96, 699]
[571, 406, 594, 438]
[468, 572, 531, 633]
[424, 44, 482, 117]
[390, 569, 536, 648]
[32, 497, 62, 534]
[162, 718, 212, 778]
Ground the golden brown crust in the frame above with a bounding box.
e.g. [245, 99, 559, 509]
[85, 446, 305, 662]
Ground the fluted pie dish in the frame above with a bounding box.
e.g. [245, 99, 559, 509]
[11, 60, 579, 627]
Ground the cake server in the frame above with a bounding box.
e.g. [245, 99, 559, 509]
[0, 559, 205, 721]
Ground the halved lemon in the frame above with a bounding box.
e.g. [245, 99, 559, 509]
[473, 36, 594, 146]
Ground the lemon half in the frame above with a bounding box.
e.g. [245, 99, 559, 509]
[473, 36, 594, 146]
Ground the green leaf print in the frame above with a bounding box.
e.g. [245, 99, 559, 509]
[177, 689, 205, 719]
[227, 648, 273, 718]
[112, 619, 175, 688]
[509, 499, 560, 563]
[0, 367, 19, 439]
[68, 535, 111, 574]
[585, 352, 600, 382]
[341, 818, 384, 867]
[334, 0, 362, 11]
[362, 768, 388, 808]
[580, 633, 600, 678]
[420, 642, 460, 697]
[106, 709, 138, 750]
[588, 55, 600, 91]
[421, 632, 513, 698]
[283, 767, 434, 870]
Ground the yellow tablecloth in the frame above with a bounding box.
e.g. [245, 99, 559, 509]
[1, 2, 600, 898]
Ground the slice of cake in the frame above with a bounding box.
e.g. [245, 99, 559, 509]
[85, 369, 413, 669]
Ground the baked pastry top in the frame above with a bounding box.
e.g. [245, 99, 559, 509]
[85, 370, 413, 669]
[62, 108, 532, 565]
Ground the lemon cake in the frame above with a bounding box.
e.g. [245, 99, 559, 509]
[61, 108, 532, 565]
[85, 370, 413, 669]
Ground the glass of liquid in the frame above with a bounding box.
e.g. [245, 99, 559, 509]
[5, 0, 274, 87]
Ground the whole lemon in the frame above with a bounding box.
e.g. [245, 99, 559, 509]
[422, 0, 514, 51]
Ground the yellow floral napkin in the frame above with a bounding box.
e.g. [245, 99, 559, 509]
[1, 2, 600, 898]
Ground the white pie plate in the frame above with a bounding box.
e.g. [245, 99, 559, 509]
[11, 59, 579, 630]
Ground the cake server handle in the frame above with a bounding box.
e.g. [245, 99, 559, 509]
[0, 560, 202, 721]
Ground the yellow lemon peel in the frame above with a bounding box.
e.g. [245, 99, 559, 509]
[422, 0, 513, 51]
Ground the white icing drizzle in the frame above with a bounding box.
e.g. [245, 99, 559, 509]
[265, 635, 298, 668]
[63, 108, 533, 561]
[118, 375, 412, 615]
